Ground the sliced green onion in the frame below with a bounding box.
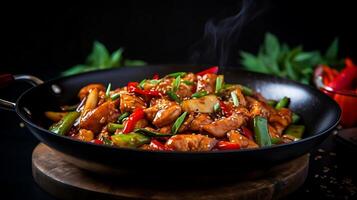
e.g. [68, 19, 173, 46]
[107, 123, 124, 133]
[167, 90, 181, 103]
[292, 112, 300, 124]
[231, 91, 239, 106]
[171, 112, 188, 134]
[213, 102, 221, 112]
[105, 83, 112, 99]
[102, 137, 113, 145]
[110, 93, 120, 100]
[139, 79, 147, 89]
[223, 83, 233, 89]
[192, 91, 208, 98]
[117, 112, 130, 123]
[172, 75, 181, 92]
[182, 80, 194, 85]
[134, 128, 174, 137]
[215, 75, 224, 94]
[239, 85, 254, 96]
[166, 72, 186, 78]
[150, 79, 162, 84]
[267, 99, 277, 107]
[275, 97, 290, 109]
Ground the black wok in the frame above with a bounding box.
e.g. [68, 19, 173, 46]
[0, 66, 340, 177]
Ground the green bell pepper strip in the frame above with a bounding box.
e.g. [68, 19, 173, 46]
[134, 128, 174, 137]
[107, 123, 124, 133]
[117, 112, 130, 123]
[266, 100, 277, 107]
[253, 116, 272, 147]
[167, 90, 181, 103]
[275, 96, 290, 109]
[284, 125, 305, 139]
[292, 113, 300, 124]
[191, 91, 208, 98]
[111, 133, 150, 148]
[49, 111, 80, 135]
[171, 112, 188, 134]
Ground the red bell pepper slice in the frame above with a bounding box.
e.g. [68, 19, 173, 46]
[328, 58, 357, 90]
[91, 139, 103, 144]
[127, 82, 162, 96]
[122, 108, 145, 133]
[152, 74, 160, 80]
[241, 127, 254, 141]
[217, 141, 241, 150]
[149, 139, 173, 151]
[196, 66, 219, 76]
[219, 101, 233, 117]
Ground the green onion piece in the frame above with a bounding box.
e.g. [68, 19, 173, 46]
[117, 112, 130, 123]
[267, 100, 277, 107]
[49, 111, 80, 135]
[182, 80, 194, 85]
[167, 90, 181, 103]
[166, 72, 186, 78]
[171, 112, 188, 134]
[150, 79, 162, 84]
[139, 79, 147, 89]
[223, 83, 233, 89]
[253, 116, 272, 147]
[102, 137, 113, 145]
[292, 113, 300, 124]
[284, 125, 305, 139]
[231, 91, 239, 106]
[275, 97, 290, 109]
[60, 104, 79, 111]
[110, 93, 120, 100]
[239, 85, 254, 96]
[192, 91, 208, 98]
[271, 137, 283, 144]
[107, 123, 124, 133]
[111, 133, 150, 148]
[134, 128, 174, 137]
[213, 102, 221, 112]
[105, 83, 112, 99]
[215, 75, 224, 94]
[172, 75, 181, 92]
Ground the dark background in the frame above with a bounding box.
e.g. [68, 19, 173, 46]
[0, 0, 356, 77]
[1, 1, 357, 199]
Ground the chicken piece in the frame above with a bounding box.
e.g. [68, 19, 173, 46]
[178, 113, 195, 133]
[189, 113, 213, 131]
[196, 73, 217, 93]
[165, 134, 217, 151]
[144, 98, 176, 122]
[154, 77, 174, 94]
[182, 73, 197, 83]
[269, 108, 292, 128]
[227, 130, 258, 149]
[203, 107, 249, 138]
[158, 125, 172, 134]
[120, 93, 146, 113]
[268, 125, 281, 138]
[80, 100, 119, 134]
[77, 129, 94, 142]
[78, 83, 105, 100]
[176, 84, 194, 99]
[153, 104, 182, 127]
[134, 119, 149, 129]
[246, 96, 272, 118]
[181, 95, 219, 113]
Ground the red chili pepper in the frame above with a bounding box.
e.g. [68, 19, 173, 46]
[91, 139, 103, 144]
[322, 65, 338, 84]
[241, 127, 254, 140]
[334, 94, 357, 127]
[217, 141, 241, 150]
[122, 108, 145, 133]
[127, 82, 162, 96]
[328, 58, 357, 90]
[219, 101, 233, 117]
[149, 139, 172, 151]
[196, 66, 219, 76]
[153, 74, 159, 80]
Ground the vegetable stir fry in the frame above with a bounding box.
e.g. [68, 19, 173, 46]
[46, 66, 305, 151]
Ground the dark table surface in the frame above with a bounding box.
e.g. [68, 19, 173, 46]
[1, 80, 356, 200]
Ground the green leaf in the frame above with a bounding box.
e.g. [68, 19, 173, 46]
[325, 38, 339, 60]
[264, 32, 280, 60]
[124, 59, 147, 66]
[240, 51, 268, 73]
[110, 48, 124, 67]
[86, 41, 110, 69]
[61, 65, 94, 76]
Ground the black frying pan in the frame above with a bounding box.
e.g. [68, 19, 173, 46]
[0, 66, 340, 177]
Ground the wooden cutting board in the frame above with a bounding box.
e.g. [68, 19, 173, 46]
[32, 143, 309, 200]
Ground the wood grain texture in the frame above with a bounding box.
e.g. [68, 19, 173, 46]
[32, 143, 309, 200]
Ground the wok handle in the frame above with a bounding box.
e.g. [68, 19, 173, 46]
[0, 74, 44, 111]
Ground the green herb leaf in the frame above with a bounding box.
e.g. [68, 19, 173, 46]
[86, 41, 110, 69]
[171, 112, 187, 134]
[124, 59, 147, 67]
[110, 48, 123, 67]
[325, 38, 339, 60]
[61, 65, 94, 76]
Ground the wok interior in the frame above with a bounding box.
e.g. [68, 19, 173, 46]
[17, 66, 339, 142]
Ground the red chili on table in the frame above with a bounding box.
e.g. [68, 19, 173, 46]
[122, 108, 145, 133]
